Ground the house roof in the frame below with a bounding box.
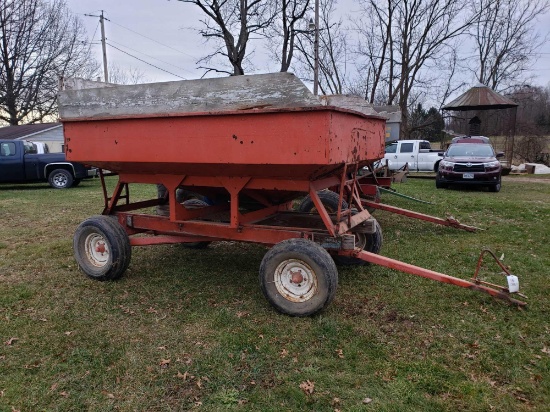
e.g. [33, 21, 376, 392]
[0, 123, 61, 140]
[442, 85, 518, 111]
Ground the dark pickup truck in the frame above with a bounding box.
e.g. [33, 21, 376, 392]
[0, 140, 97, 188]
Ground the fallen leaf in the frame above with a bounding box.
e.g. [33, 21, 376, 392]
[146, 307, 158, 313]
[299, 380, 314, 394]
[160, 359, 171, 368]
[64, 331, 72, 336]
[363, 397, 373, 404]
[157, 346, 166, 350]
[59, 391, 69, 397]
[542, 347, 550, 355]
[335, 349, 344, 359]
[5, 337, 18, 346]
[101, 391, 115, 399]
[331, 397, 341, 406]
[280, 349, 288, 358]
[176, 371, 190, 380]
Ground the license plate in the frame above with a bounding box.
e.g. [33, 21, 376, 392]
[463, 173, 474, 179]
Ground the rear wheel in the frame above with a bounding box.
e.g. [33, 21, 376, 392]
[48, 169, 74, 189]
[73, 215, 131, 281]
[298, 190, 348, 213]
[181, 199, 211, 249]
[259, 239, 338, 316]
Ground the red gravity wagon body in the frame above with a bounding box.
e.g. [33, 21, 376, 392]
[59, 73, 524, 316]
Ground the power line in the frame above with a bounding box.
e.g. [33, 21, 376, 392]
[106, 42, 187, 80]
[108, 19, 197, 59]
[107, 38, 195, 75]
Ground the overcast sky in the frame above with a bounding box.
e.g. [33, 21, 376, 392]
[65, 0, 550, 97]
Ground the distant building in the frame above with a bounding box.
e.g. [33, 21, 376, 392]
[0, 123, 64, 153]
[372, 106, 401, 142]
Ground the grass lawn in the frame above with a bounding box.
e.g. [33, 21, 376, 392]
[1, 176, 549, 411]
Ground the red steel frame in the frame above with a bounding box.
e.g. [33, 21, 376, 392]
[98, 165, 526, 307]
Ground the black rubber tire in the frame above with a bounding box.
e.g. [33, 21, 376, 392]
[73, 215, 132, 281]
[434, 161, 441, 173]
[298, 190, 349, 213]
[435, 175, 447, 189]
[334, 219, 383, 266]
[181, 199, 211, 249]
[259, 239, 338, 316]
[488, 179, 501, 192]
[48, 169, 74, 189]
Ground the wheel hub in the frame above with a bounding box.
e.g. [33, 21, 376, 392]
[84, 233, 110, 267]
[274, 259, 318, 302]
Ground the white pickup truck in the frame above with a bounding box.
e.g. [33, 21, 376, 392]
[379, 139, 443, 172]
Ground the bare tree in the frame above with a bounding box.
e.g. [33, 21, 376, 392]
[176, 0, 276, 76]
[107, 64, 149, 85]
[265, 0, 311, 72]
[0, 0, 96, 125]
[355, 0, 483, 137]
[294, 0, 349, 94]
[471, 0, 550, 91]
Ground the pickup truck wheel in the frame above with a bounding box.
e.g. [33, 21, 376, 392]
[73, 215, 131, 281]
[334, 220, 383, 266]
[181, 199, 211, 249]
[435, 175, 447, 189]
[259, 239, 338, 316]
[488, 180, 501, 192]
[298, 190, 348, 213]
[48, 169, 74, 189]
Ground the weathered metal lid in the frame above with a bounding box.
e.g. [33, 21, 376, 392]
[442, 84, 518, 111]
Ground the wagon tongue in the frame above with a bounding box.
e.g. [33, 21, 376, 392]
[337, 248, 527, 307]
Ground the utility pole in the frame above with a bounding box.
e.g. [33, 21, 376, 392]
[100, 11, 109, 82]
[313, 0, 319, 95]
[85, 10, 109, 82]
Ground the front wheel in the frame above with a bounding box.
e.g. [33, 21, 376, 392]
[73, 215, 131, 281]
[298, 190, 348, 213]
[259, 239, 338, 316]
[435, 175, 447, 189]
[334, 220, 383, 266]
[488, 180, 501, 192]
[48, 169, 74, 189]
